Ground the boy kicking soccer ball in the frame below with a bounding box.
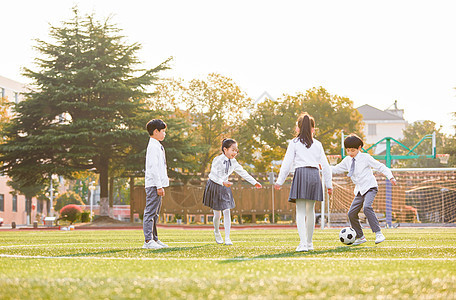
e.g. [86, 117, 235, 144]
[332, 134, 396, 245]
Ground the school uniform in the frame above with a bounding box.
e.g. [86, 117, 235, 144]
[332, 152, 394, 238]
[276, 138, 333, 202]
[203, 154, 258, 211]
[144, 137, 169, 242]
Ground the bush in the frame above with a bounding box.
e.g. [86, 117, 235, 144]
[59, 204, 83, 224]
[54, 191, 85, 212]
[81, 211, 91, 223]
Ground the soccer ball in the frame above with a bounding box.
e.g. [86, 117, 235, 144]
[339, 227, 356, 245]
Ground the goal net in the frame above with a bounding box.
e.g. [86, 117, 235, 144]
[329, 168, 456, 226]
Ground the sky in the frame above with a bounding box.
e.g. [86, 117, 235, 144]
[2, 1, 456, 134]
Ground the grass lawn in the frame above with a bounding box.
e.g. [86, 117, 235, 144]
[0, 227, 455, 299]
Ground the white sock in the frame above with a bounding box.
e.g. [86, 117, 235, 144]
[296, 200, 307, 245]
[305, 200, 316, 245]
[223, 209, 231, 240]
[213, 210, 221, 233]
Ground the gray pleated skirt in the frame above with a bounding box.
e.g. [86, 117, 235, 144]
[202, 179, 235, 210]
[288, 167, 323, 203]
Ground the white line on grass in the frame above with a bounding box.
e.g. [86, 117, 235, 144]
[1, 254, 456, 261]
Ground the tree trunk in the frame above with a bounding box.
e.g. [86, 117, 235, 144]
[129, 177, 135, 223]
[99, 157, 110, 216]
[109, 176, 114, 218]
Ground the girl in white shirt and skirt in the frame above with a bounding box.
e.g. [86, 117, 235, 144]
[275, 113, 333, 252]
[203, 138, 262, 245]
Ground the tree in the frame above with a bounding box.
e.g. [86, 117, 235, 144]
[185, 74, 253, 173]
[238, 87, 364, 172]
[396, 120, 447, 168]
[54, 191, 85, 212]
[0, 96, 11, 142]
[0, 9, 170, 216]
[150, 74, 253, 174]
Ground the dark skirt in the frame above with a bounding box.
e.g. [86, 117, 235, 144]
[202, 179, 235, 210]
[288, 167, 323, 203]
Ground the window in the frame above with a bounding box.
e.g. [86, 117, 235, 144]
[14, 92, 19, 104]
[368, 124, 377, 136]
[1, 88, 5, 98]
[12, 195, 17, 212]
[0, 194, 4, 212]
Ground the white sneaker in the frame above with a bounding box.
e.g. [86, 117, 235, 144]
[296, 243, 308, 252]
[214, 231, 223, 244]
[353, 236, 367, 246]
[225, 238, 233, 246]
[142, 240, 163, 249]
[375, 232, 386, 244]
[156, 240, 169, 248]
[307, 243, 314, 251]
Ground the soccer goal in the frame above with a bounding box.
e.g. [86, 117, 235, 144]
[327, 168, 456, 227]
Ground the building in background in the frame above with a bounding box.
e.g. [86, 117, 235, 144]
[357, 101, 408, 154]
[0, 75, 46, 226]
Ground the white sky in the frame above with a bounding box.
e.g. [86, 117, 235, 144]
[2, 1, 456, 134]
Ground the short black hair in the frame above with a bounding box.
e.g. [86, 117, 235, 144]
[221, 138, 237, 153]
[344, 134, 364, 149]
[146, 119, 167, 136]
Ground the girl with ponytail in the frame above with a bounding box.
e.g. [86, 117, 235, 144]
[274, 113, 333, 252]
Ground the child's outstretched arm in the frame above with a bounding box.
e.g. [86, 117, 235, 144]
[233, 160, 262, 189]
[331, 157, 349, 174]
[320, 146, 333, 195]
[275, 140, 295, 189]
[367, 155, 396, 185]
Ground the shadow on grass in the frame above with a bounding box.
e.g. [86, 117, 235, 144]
[142, 244, 211, 253]
[58, 244, 212, 257]
[219, 246, 369, 264]
[57, 249, 129, 257]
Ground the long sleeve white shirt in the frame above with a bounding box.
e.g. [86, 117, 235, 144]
[208, 154, 258, 186]
[332, 152, 394, 195]
[275, 138, 332, 188]
[145, 138, 169, 189]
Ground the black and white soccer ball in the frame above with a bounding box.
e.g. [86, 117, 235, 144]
[339, 227, 356, 245]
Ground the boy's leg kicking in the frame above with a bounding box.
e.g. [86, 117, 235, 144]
[348, 193, 367, 245]
[363, 187, 386, 244]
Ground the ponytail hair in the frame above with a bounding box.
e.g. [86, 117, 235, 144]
[221, 138, 237, 153]
[296, 112, 315, 148]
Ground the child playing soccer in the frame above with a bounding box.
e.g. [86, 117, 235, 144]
[203, 138, 262, 245]
[332, 134, 397, 245]
[142, 119, 169, 250]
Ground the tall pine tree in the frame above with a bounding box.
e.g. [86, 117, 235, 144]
[0, 9, 170, 216]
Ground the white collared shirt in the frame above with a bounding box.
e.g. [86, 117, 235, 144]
[208, 154, 258, 186]
[275, 138, 332, 188]
[145, 137, 169, 189]
[332, 152, 394, 195]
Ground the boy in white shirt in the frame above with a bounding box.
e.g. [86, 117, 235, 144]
[332, 134, 396, 245]
[142, 119, 170, 250]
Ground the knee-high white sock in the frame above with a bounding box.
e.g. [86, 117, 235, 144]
[295, 200, 307, 245]
[223, 209, 231, 240]
[213, 210, 221, 233]
[305, 200, 316, 244]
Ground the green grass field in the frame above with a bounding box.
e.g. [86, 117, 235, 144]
[1, 227, 455, 299]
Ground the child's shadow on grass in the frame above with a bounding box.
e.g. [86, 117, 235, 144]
[219, 246, 369, 264]
[143, 244, 211, 253]
[59, 249, 128, 257]
[58, 244, 211, 257]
